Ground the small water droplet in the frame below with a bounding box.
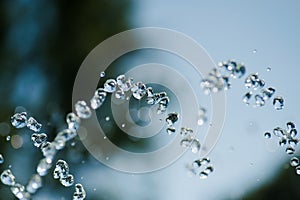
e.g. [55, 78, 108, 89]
[105, 116, 110, 121]
[105, 157, 109, 160]
[103, 136, 107, 140]
[60, 174, 74, 187]
[264, 132, 271, 139]
[31, 133, 47, 148]
[180, 127, 193, 137]
[100, 71, 105, 78]
[267, 67, 271, 72]
[121, 124, 126, 128]
[199, 171, 208, 179]
[190, 139, 201, 153]
[287, 122, 296, 131]
[242, 92, 252, 105]
[296, 166, 300, 175]
[290, 157, 299, 167]
[0, 154, 4, 164]
[166, 127, 176, 135]
[166, 112, 179, 126]
[11, 112, 27, 129]
[73, 183, 86, 200]
[27, 117, 42, 132]
[6, 135, 11, 141]
[252, 49, 257, 53]
[37, 158, 52, 176]
[66, 113, 81, 130]
[26, 174, 42, 194]
[131, 82, 147, 100]
[286, 146, 295, 155]
[273, 96, 284, 110]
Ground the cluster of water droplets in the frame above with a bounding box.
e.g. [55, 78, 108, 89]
[1, 169, 32, 199]
[265, 122, 298, 155]
[11, 112, 42, 132]
[200, 60, 246, 94]
[53, 159, 74, 187]
[242, 73, 284, 110]
[186, 157, 214, 179]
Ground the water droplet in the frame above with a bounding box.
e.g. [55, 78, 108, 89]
[244, 73, 264, 90]
[180, 127, 193, 137]
[106, 157, 109, 160]
[288, 139, 298, 147]
[296, 166, 300, 175]
[0, 154, 3, 164]
[121, 124, 126, 128]
[41, 142, 57, 160]
[190, 139, 201, 153]
[200, 157, 210, 165]
[100, 71, 105, 78]
[115, 90, 125, 100]
[252, 49, 257, 53]
[104, 79, 117, 93]
[166, 127, 176, 135]
[233, 62, 246, 79]
[60, 174, 74, 187]
[267, 67, 271, 72]
[116, 75, 132, 92]
[273, 96, 284, 110]
[146, 87, 154, 97]
[73, 183, 86, 200]
[290, 129, 297, 138]
[279, 138, 287, 147]
[273, 127, 284, 137]
[192, 160, 202, 168]
[131, 82, 147, 100]
[55, 160, 70, 179]
[11, 112, 27, 128]
[55, 129, 77, 149]
[157, 97, 169, 114]
[105, 116, 110, 121]
[66, 113, 81, 130]
[31, 133, 47, 148]
[203, 166, 214, 174]
[37, 158, 52, 176]
[254, 94, 265, 107]
[75, 101, 92, 119]
[264, 132, 271, 139]
[26, 174, 42, 194]
[6, 135, 11, 141]
[242, 92, 252, 105]
[287, 122, 296, 131]
[1, 169, 16, 186]
[261, 87, 276, 100]
[166, 112, 179, 126]
[26, 117, 42, 132]
[290, 157, 299, 167]
[199, 171, 208, 179]
[286, 146, 295, 155]
[180, 136, 193, 148]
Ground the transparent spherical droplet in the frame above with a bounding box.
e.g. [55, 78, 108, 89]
[203, 166, 214, 174]
[180, 127, 193, 137]
[31, 133, 47, 148]
[121, 124, 126, 128]
[66, 113, 81, 130]
[197, 116, 207, 126]
[166, 112, 179, 126]
[105, 116, 110, 121]
[166, 127, 176, 135]
[115, 90, 125, 100]
[26, 174, 42, 194]
[290, 157, 299, 167]
[190, 139, 201, 153]
[273, 127, 284, 137]
[264, 132, 271, 139]
[286, 146, 295, 155]
[267, 67, 271, 72]
[131, 82, 147, 100]
[287, 122, 296, 131]
[27, 117, 42, 132]
[242, 92, 252, 105]
[200, 157, 210, 165]
[60, 174, 74, 187]
[41, 142, 57, 160]
[1, 169, 16, 186]
[55, 159, 70, 179]
[273, 96, 284, 110]
[104, 79, 117, 93]
[116, 75, 132, 92]
[254, 94, 265, 107]
[6, 135, 11, 141]
[73, 183, 86, 200]
[0, 154, 4, 164]
[11, 112, 27, 128]
[100, 71, 105, 78]
[279, 138, 287, 147]
[261, 87, 276, 100]
[75, 101, 92, 119]
[37, 158, 52, 176]
[199, 171, 208, 179]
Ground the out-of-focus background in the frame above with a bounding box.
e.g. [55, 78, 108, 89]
[1, 0, 300, 199]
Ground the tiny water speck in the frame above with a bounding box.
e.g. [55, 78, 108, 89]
[267, 67, 271, 72]
[6, 135, 11, 141]
[252, 49, 257, 53]
[100, 71, 105, 78]
[105, 116, 110, 121]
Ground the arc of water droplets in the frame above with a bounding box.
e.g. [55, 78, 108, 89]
[2, 73, 187, 199]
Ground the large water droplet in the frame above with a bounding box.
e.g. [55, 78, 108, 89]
[55, 160, 70, 179]
[26, 174, 42, 194]
[73, 183, 86, 200]
[75, 101, 92, 119]
[273, 96, 284, 110]
[31, 133, 47, 148]
[60, 174, 74, 187]
[11, 112, 27, 129]
[1, 169, 16, 186]
[104, 79, 117, 93]
[290, 157, 299, 167]
[26, 117, 42, 132]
